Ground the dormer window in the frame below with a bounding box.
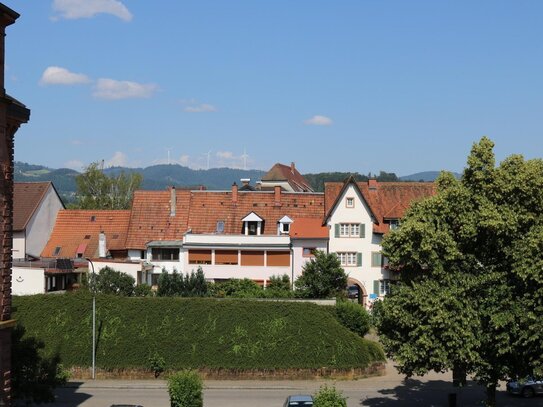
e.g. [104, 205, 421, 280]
[277, 215, 293, 235]
[242, 212, 263, 236]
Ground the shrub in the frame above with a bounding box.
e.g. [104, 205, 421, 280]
[89, 266, 135, 296]
[149, 351, 166, 378]
[215, 278, 263, 298]
[135, 283, 153, 297]
[168, 370, 203, 407]
[370, 299, 384, 329]
[335, 300, 370, 337]
[313, 384, 347, 407]
[158, 268, 209, 297]
[295, 251, 347, 298]
[268, 274, 291, 291]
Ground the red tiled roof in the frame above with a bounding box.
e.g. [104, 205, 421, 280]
[290, 218, 329, 239]
[42, 210, 131, 258]
[187, 190, 324, 235]
[325, 179, 436, 234]
[125, 189, 191, 249]
[261, 163, 313, 192]
[13, 182, 59, 231]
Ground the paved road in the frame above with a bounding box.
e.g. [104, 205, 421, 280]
[41, 362, 539, 407]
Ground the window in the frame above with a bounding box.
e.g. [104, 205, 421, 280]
[371, 252, 383, 267]
[84, 235, 91, 240]
[279, 222, 290, 234]
[152, 248, 180, 261]
[216, 220, 225, 233]
[267, 251, 290, 267]
[379, 280, 391, 296]
[112, 234, 119, 240]
[140, 250, 146, 260]
[215, 250, 238, 265]
[387, 219, 400, 230]
[346, 197, 354, 208]
[246, 221, 259, 235]
[302, 247, 316, 257]
[53, 246, 61, 256]
[337, 252, 359, 267]
[187, 249, 211, 264]
[90, 216, 96, 222]
[240, 251, 265, 266]
[337, 223, 364, 238]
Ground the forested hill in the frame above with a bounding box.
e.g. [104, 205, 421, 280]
[15, 161, 445, 202]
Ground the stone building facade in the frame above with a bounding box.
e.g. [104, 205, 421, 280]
[0, 3, 30, 405]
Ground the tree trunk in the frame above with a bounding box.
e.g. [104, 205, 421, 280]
[485, 383, 496, 407]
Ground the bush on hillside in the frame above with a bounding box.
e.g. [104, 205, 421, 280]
[313, 384, 347, 407]
[335, 301, 371, 337]
[168, 370, 203, 407]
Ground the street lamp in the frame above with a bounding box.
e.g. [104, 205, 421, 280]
[86, 258, 96, 380]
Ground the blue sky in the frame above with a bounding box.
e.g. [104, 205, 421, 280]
[5, 1, 543, 175]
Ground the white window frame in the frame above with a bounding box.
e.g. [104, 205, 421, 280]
[338, 252, 357, 267]
[379, 279, 391, 296]
[346, 197, 354, 208]
[339, 223, 360, 237]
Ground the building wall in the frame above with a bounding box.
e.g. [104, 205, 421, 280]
[11, 231, 24, 260]
[327, 184, 388, 300]
[25, 186, 63, 258]
[11, 267, 45, 295]
[291, 238, 328, 281]
[90, 260, 141, 284]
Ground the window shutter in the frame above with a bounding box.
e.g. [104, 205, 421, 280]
[360, 223, 365, 238]
[373, 280, 380, 295]
[334, 224, 340, 238]
[372, 252, 382, 267]
[357, 252, 362, 267]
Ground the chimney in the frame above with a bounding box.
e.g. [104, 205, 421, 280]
[368, 179, 378, 190]
[98, 231, 106, 258]
[274, 185, 282, 206]
[290, 162, 295, 173]
[255, 181, 262, 191]
[170, 186, 176, 217]
[232, 183, 238, 204]
[241, 178, 250, 187]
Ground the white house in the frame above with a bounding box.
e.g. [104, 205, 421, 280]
[324, 177, 435, 306]
[12, 182, 64, 260]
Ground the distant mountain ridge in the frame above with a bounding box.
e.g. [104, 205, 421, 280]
[15, 162, 457, 204]
[400, 171, 461, 182]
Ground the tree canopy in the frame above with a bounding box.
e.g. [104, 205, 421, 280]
[295, 251, 348, 298]
[74, 161, 142, 209]
[378, 137, 543, 406]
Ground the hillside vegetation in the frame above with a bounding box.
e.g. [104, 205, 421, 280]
[13, 293, 384, 371]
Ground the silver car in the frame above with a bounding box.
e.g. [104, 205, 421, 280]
[283, 394, 314, 406]
[506, 376, 543, 398]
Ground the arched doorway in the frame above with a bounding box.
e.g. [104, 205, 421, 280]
[347, 277, 367, 308]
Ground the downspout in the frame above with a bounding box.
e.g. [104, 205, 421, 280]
[290, 242, 294, 289]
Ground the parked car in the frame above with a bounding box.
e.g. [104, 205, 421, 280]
[347, 285, 359, 299]
[506, 376, 543, 398]
[283, 394, 314, 406]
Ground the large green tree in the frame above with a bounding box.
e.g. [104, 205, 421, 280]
[378, 137, 543, 406]
[295, 251, 348, 298]
[75, 162, 142, 209]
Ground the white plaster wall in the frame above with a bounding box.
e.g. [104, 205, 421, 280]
[327, 184, 388, 298]
[128, 249, 145, 261]
[12, 267, 45, 295]
[12, 231, 25, 260]
[91, 260, 141, 284]
[25, 186, 64, 258]
[292, 239, 328, 281]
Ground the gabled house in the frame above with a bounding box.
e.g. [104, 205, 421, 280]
[324, 177, 435, 306]
[12, 182, 64, 260]
[260, 162, 314, 192]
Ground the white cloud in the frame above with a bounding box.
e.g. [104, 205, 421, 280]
[184, 103, 217, 113]
[304, 115, 333, 126]
[40, 66, 91, 86]
[93, 78, 157, 100]
[64, 159, 85, 171]
[216, 151, 234, 159]
[52, 0, 133, 21]
[105, 151, 128, 167]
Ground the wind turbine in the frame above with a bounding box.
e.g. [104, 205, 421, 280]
[207, 150, 212, 170]
[241, 148, 248, 170]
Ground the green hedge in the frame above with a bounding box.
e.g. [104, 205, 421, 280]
[12, 293, 384, 370]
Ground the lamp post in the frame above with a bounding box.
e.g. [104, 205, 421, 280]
[86, 258, 96, 380]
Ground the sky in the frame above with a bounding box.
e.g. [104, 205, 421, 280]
[4, 0, 543, 175]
